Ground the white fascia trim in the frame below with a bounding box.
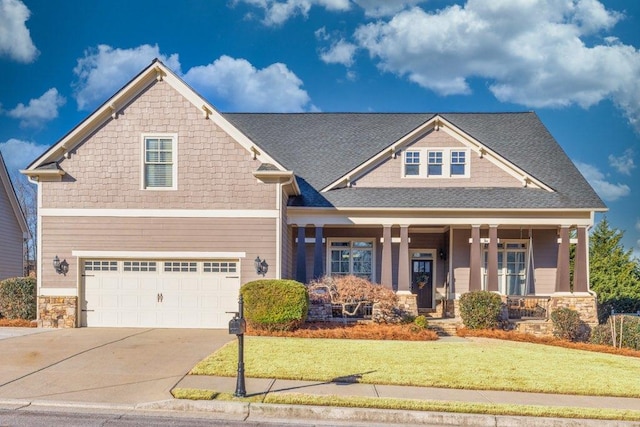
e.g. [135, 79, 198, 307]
[436, 117, 553, 192]
[320, 114, 554, 193]
[40, 288, 78, 297]
[322, 117, 439, 192]
[72, 251, 247, 259]
[40, 208, 279, 218]
[161, 67, 286, 170]
[289, 216, 594, 227]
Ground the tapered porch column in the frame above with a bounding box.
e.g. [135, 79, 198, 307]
[398, 225, 410, 292]
[469, 225, 482, 291]
[381, 225, 393, 289]
[573, 226, 588, 293]
[555, 226, 571, 292]
[487, 225, 499, 292]
[296, 226, 307, 283]
[313, 225, 324, 279]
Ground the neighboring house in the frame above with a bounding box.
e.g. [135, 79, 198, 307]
[0, 151, 28, 281]
[23, 60, 607, 329]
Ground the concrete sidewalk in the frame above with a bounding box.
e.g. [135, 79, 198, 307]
[175, 375, 640, 412]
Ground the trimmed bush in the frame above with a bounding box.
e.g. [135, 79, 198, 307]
[307, 275, 403, 323]
[241, 279, 308, 331]
[0, 276, 36, 320]
[459, 291, 502, 329]
[551, 307, 588, 342]
[589, 323, 613, 346]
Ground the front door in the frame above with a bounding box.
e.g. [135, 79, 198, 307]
[411, 259, 433, 309]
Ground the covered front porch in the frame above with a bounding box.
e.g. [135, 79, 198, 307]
[288, 220, 594, 323]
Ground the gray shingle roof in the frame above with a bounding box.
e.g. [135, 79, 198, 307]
[224, 112, 605, 210]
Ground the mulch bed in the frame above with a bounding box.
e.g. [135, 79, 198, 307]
[0, 318, 36, 327]
[457, 327, 640, 358]
[247, 321, 439, 341]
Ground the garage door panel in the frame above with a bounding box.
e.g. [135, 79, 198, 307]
[83, 259, 241, 328]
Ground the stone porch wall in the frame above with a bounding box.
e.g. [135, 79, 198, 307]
[38, 296, 77, 328]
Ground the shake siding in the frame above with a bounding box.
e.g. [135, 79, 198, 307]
[41, 80, 274, 210]
[41, 216, 277, 289]
[355, 129, 520, 188]
[0, 184, 23, 279]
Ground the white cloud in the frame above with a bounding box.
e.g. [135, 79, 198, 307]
[353, 0, 640, 133]
[353, 0, 426, 17]
[6, 88, 66, 128]
[574, 160, 630, 202]
[608, 149, 635, 176]
[0, 0, 38, 63]
[0, 139, 47, 173]
[320, 39, 358, 67]
[73, 45, 313, 113]
[234, 0, 350, 26]
[72, 44, 181, 111]
[184, 55, 311, 112]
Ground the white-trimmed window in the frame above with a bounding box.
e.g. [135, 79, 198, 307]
[482, 241, 528, 295]
[402, 148, 470, 179]
[143, 134, 177, 189]
[427, 150, 443, 176]
[404, 151, 421, 176]
[450, 150, 467, 176]
[328, 239, 374, 281]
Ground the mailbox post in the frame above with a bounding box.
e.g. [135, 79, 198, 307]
[228, 295, 246, 397]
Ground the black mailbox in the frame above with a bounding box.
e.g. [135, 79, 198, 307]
[228, 317, 246, 335]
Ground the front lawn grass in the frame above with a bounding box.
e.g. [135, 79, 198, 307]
[172, 388, 640, 422]
[191, 337, 640, 397]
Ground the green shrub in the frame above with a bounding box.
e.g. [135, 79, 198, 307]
[589, 323, 612, 346]
[551, 307, 589, 342]
[0, 276, 36, 320]
[459, 291, 502, 329]
[413, 315, 429, 329]
[608, 315, 640, 350]
[241, 279, 308, 331]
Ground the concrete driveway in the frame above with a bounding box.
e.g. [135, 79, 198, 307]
[0, 328, 232, 405]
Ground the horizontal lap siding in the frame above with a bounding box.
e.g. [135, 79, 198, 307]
[0, 186, 23, 279]
[41, 216, 277, 289]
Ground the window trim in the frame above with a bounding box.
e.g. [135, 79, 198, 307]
[326, 238, 376, 282]
[141, 133, 178, 190]
[401, 148, 470, 179]
[481, 239, 529, 295]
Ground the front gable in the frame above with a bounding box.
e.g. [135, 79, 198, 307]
[324, 115, 553, 193]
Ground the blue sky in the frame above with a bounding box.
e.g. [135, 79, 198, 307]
[1, 0, 639, 257]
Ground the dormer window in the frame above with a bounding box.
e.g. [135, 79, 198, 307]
[427, 151, 443, 176]
[451, 151, 467, 176]
[402, 148, 470, 179]
[404, 151, 420, 176]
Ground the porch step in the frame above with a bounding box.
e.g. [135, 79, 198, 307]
[427, 319, 462, 337]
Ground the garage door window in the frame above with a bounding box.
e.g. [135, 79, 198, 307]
[124, 261, 157, 272]
[204, 261, 237, 273]
[85, 261, 118, 271]
[164, 261, 197, 272]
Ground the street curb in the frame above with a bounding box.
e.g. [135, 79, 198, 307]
[148, 399, 640, 427]
[136, 398, 249, 420]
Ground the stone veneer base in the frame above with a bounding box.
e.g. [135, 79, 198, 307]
[38, 296, 77, 328]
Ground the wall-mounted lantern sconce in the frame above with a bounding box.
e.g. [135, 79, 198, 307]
[254, 256, 268, 276]
[439, 248, 447, 261]
[53, 255, 69, 275]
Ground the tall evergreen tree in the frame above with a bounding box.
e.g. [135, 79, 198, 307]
[589, 217, 640, 320]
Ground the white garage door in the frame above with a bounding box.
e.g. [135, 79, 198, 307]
[82, 259, 241, 328]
